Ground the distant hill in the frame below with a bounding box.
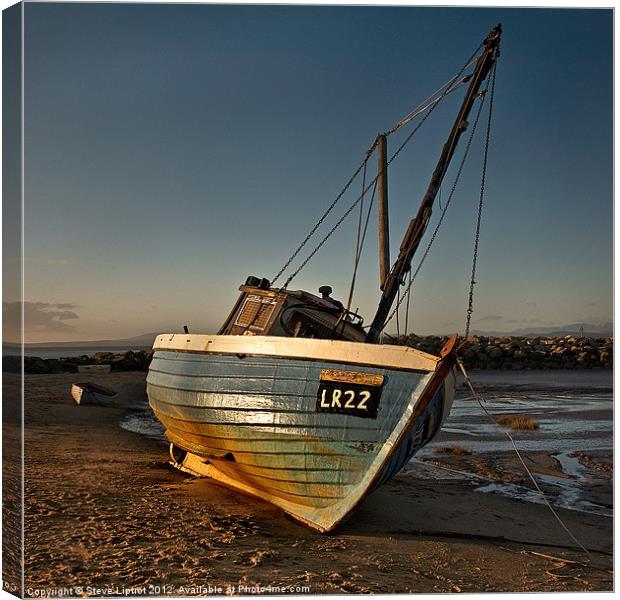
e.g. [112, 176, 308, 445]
[5, 332, 159, 350]
[472, 322, 613, 338]
[5, 321, 613, 351]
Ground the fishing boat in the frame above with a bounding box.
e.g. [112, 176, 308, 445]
[147, 25, 501, 532]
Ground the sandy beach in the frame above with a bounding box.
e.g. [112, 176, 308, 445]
[13, 370, 612, 595]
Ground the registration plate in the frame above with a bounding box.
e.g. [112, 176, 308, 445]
[316, 369, 384, 419]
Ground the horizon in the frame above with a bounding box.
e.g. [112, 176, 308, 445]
[4, 5, 613, 343]
[7, 319, 614, 348]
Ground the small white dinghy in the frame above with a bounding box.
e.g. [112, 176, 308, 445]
[71, 382, 117, 406]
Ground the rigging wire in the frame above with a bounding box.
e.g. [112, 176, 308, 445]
[346, 157, 369, 311]
[458, 118, 613, 549]
[396, 289, 400, 337]
[465, 61, 497, 338]
[281, 57, 481, 290]
[387, 69, 474, 136]
[355, 159, 369, 268]
[271, 41, 485, 288]
[404, 270, 412, 335]
[381, 78, 490, 332]
[346, 169, 378, 312]
[270, 155, 370, 286]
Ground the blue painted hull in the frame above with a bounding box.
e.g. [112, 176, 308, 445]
[147, 342, 455, 531]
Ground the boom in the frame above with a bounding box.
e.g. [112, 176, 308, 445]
[366, 24, 501, 343]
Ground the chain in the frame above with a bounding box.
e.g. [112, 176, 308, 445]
[465, 60, 496, 338]
[382, 80, 489, 330]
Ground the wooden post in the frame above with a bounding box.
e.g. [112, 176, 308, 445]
[377, 134, 390, 289]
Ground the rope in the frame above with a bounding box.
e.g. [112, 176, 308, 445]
[273, 42, 484, 288]
[382, 79, 489, 331]
[456, 359, 591, 557]
[465, 61, 496, 338]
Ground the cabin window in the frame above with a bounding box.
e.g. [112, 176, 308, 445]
[287, 312, 335, 339]
[234, 295, 276, 331]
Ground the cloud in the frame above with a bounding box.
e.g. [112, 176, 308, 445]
[525, 301, 537, 308]
[26, 258, 83, 267]
[3, 301, 80, 334]
[506, 317, 543, 324]
[477, 315, 503, 323]
[441, 321, 457, 328]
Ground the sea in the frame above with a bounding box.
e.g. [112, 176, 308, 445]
[9, 346, 150, 359]
[410, 369, 613, 516]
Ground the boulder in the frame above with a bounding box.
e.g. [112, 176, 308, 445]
[488, 347, 503, 359]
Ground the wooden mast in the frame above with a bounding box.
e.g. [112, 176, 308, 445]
[377, 134, 390, 289]
[366, 24, 501, 344]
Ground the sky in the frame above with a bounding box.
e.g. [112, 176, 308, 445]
[5, 4, 613, 342]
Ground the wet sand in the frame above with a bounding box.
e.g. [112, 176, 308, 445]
[414, 370, 613, 518]
[14, 371, 613, 595]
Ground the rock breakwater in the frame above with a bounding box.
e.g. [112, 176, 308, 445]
[4, 335, 613, 374]
[399, 334, 613, 370]
[4, 350, 154, 375]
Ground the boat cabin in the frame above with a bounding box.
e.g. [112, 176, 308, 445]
[219, 276, 366, 342]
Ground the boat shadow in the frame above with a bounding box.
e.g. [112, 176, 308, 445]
[176, 467, 611, 555]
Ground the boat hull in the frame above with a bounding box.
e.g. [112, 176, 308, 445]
[147, 334, 456, 531]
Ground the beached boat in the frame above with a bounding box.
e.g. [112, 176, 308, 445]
[71, 381, 116, 406]
[147, 25, 501, 531]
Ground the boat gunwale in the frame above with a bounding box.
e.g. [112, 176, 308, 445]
[151, 334, 439, 373]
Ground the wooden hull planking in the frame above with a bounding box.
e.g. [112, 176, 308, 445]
[147, 334, 456, 531]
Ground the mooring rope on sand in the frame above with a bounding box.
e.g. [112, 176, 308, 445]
[455, 358, 592, 558]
